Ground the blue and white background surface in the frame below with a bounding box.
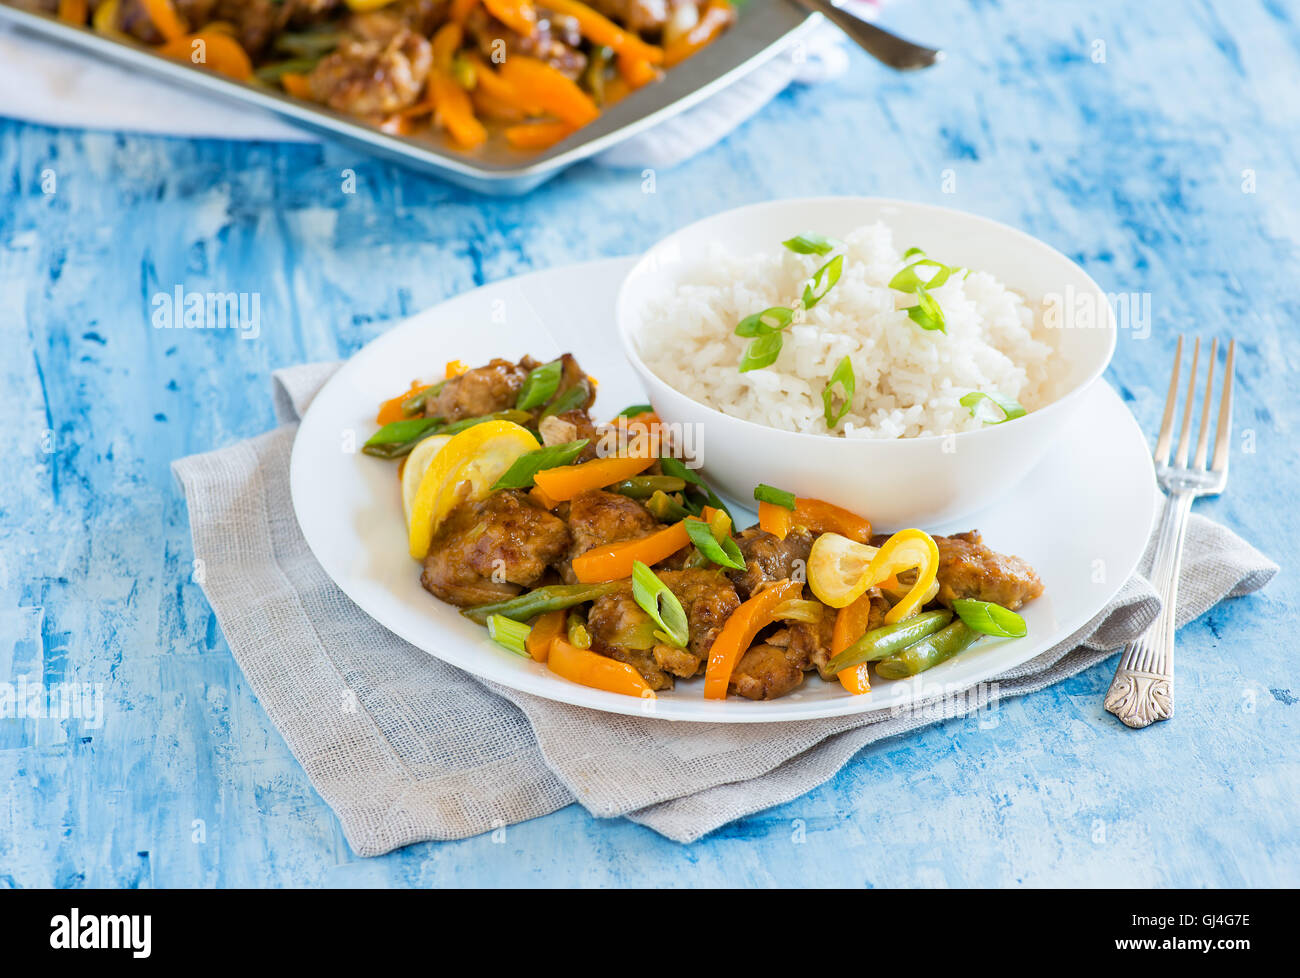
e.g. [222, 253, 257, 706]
[0, 0, 1296, 886]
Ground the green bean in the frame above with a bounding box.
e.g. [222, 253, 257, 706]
[361, 408, 533, 459]
[461, 582, 619, 625]
[401, 379, 446, 416]
[255, 58, 321, 84]
[540, 378, 593, 419]
[874, 620, 979, 679]
[607, 476, 687, 499]
[825, 610, 953, 676]
[274, 29, 342, 58]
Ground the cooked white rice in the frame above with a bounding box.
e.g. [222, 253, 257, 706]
[639, 222, 1056, 439]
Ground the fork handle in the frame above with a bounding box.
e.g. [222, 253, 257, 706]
[1104, 490, 1194, 728]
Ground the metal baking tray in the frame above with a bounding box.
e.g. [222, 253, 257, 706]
[0, 2, 817, 194]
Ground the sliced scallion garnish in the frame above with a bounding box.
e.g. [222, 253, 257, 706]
[735, 306, 794, 338]
[684, 518, 745, 571]
[491, 440, 589, 490]
[486, 614, 532, 656]
[906, 285, 946, 332]
[951, 599, 1027, 638]
[821, 355, 855, 428]
[802, 254, 844, 310]
[658, 457, 733, 523]
[631, 561, 689, 648]
[782, 232, 840, 256]
[516, 359, 564, 411]
[540, 378, 593, 418]
[615, 403, 653, 418]
[753, 483, 796, 510]
[738, 331, 785, 372]
[959, 391, 1027, 424]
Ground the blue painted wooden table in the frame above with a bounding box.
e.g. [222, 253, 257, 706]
[1, 0, 1296, 887]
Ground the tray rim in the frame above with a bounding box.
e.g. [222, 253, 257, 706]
[0, 3, 820, 193]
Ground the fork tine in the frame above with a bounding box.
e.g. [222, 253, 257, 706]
[1154, 336, 1183, 465]
[1193, 337, 1218, 469]
[1174, 337, 1200, 468]
[1212, 339, 1235, 473]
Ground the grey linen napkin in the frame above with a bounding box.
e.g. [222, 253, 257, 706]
[171, 362, 1278, 855]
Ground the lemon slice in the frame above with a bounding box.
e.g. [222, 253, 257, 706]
[401, 434, 451, 529]
[807, 533, 880, 608]
[407, 420, 539, 560]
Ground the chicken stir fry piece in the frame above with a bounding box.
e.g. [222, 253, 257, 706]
[421, 490, 570, 606]
[932, 531, 1045, 611]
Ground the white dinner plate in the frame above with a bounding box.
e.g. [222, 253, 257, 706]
[291, 257, 1158, 723]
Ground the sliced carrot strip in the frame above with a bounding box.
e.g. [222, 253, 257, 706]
[703, 579, 805, 699]
[548, 638, 655, 698]
[504, 121, 578, 150]
[542, 0, 664, 63]
[526, 610, 566, 663]
[831, 593, 876, 695]
[497, 56, 599, 127]
[570, 521, 691, 584]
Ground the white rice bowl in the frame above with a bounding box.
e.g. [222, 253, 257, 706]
[639, 222, 1056, 439]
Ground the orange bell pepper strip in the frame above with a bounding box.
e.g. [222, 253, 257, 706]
[530, 484, 559, 509]
[468, 55, 540, 114]
[540, 0, 664, 63]
[526, 609, 566, 663]
[58, 0, 88, 25]
[547, 638, 655, 698]
[482, 0, 537, 36]
[431, 75, 488, 148]
[431, 22, 462, 68]
[450, 0, 479, 21]
[504, 121, 578, 150]
[570, 520, 691, 583]
[757, 500, 793, 540]
[704, 579, 804, 699]
[376, 380, 428, 425]
[759, 496, 871, 543]
[141, 0, 185, 41]
[473, 88, 529, 122]
[831, 593, 876, 695]
[664, 0, 734, 67]
[532, 443, 656, 502]
[617, 53, 660, 89]
[280, 72, 314, 99]
[158, 31, 253, 81]
[497, 56, 599, 127]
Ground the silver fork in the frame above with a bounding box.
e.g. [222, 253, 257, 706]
[1104, 336, 1236, 728]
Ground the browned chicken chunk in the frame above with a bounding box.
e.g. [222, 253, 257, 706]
[425, 356, 532, 422]
[559, 489, 661, 581]
[465, 6, 587, 78]
[421, 490, 570, 607]
[727, 526, 815, 600]
[587, 569, 740, 689]
[932, 531, 1044, 610]
[309, 26, 433, 116]
[730, 637, 808, 701]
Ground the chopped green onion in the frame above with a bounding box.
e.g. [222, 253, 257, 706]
[951, 599, 1028, 638]
[739, 331, 785, 372]
[889, 258, 955, 293]
[782, 232, 840, 256]
[684, 518, 745, 571]
[905, 285, 946, 332]
[486, 614, 531, 657]
[659, 457, 733, 522]
[645, 490, 691, 522]
[615, 403, 654, 418]
[902, 246, 926, 259]
[802, 254, 844, 309]
[516, 358, 564, 411]
[491, 440, 589, 490]
[540, 378, 593, 418]
[735, 306, 794, 338]
[959, 391, 1027, 424]
[631, 561, 689, 648]
[753, 483, 796, 510]
[821, 355, 855, 428]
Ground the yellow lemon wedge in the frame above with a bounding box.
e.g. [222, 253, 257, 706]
[407, 420, 539, 560]
[807, 532, 880, 608]
[401, 434, 452, 530]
